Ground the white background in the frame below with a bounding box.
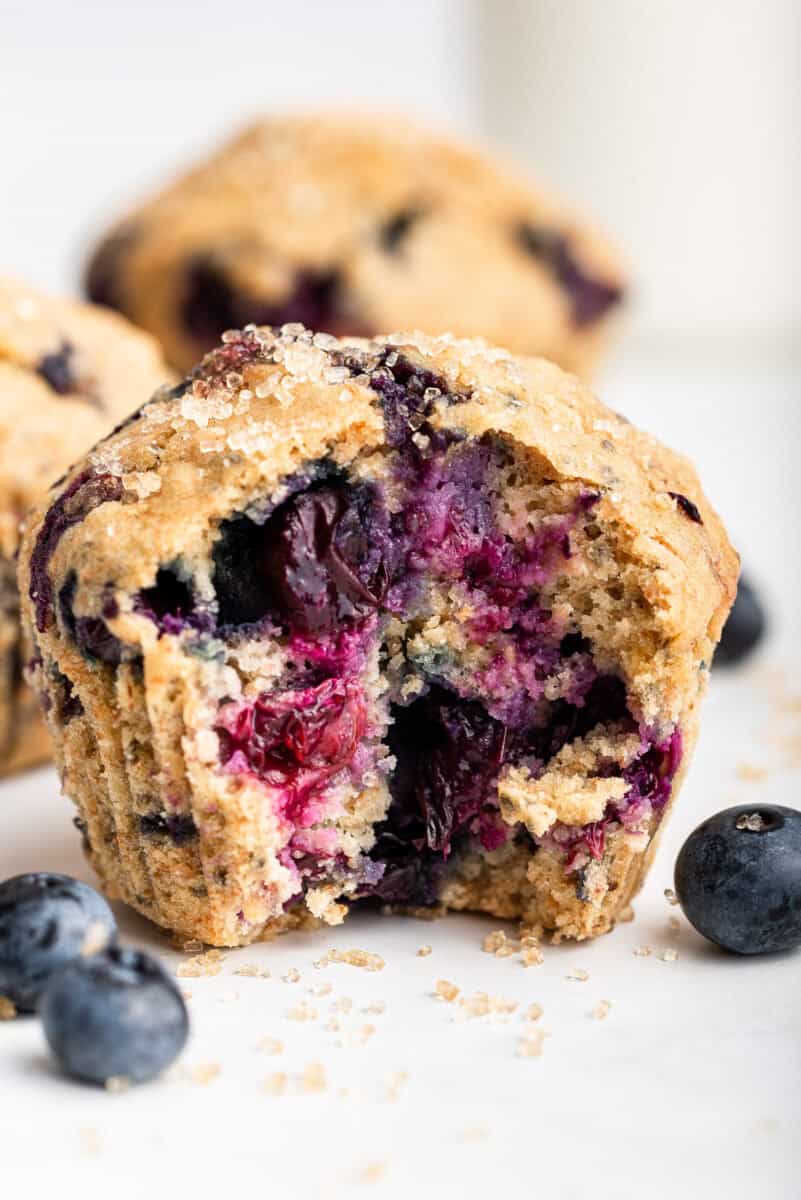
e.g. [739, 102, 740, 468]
[1, 3, 799, 1197]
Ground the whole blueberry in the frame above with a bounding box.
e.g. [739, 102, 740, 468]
[41, 945, 189, 1085]
[675, 805, 801, 954]
[715, 573, 766, 666]
[0, 873, 117, 1011]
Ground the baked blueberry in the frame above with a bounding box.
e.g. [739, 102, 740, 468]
[715, 573, 766, 666]
[41, 944, 188, 1085]
[675, 804, 801, 954]
[0, 873, 116, 1011]
[37, 342, 76, 396]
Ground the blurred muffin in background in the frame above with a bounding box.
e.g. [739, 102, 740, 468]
[85, 113, 625, 376]
[0, 277, 172, 775]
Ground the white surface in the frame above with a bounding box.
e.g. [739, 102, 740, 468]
[1, 355, 799, 1198]
[478, 0, 801, 342]
[5, 1, 801, 347]
[0, 0, 479, 297]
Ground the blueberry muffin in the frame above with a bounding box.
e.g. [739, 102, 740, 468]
[0, 278, 171, 775]
[86, 113, 625, 377]
[18, 325, 736, 945]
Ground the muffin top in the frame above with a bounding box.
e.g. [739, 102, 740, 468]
[0, 277, 172, 561]
[86, 112, 625, 374]
[19, 323, 737, 724]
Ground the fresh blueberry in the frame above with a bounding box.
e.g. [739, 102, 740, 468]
[715, 574, 767, 666]
[0, 873, 117, 1011]
[41, 944, 189, 1085]
[675, 804, 801, 954]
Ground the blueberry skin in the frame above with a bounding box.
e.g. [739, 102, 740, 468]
[715, 574, 766, 666]
[41, 945, 189, 1085]
[675, 805, 801, 954]
[0, 873, 117, 1011]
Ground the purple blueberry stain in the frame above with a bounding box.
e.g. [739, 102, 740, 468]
[30, 470, 124, 632]
[58, 573, 125, 665]
[516, 222, 623, 327]
[204, 350, 674, 905]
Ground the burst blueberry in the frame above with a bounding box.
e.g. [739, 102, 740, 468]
[0, 873, 116, 1011]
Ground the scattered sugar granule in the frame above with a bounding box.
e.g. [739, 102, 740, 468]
[177, 937, 205, 954]
[488, 994, 518, 1015]
[668, 916, 681, 934]
[176, 949, 226, 979]
[633, 945, 652, 958]
[332, 996, 353, 1015]
[457, 991, 490, 1019]
[339, 1024, 377, 1048]
[737, 763, 769, 782]
[358, 1161, 387, 1184]
[263, 1072, 288, 1096]
[524, 1003, 543, 1023]
[483, 929, 512, 955]
[281, 967, 301, 984]
[736, 812, 766, 831]
[189, 1062, 221, 1086]
[566, 967, 589, 982]
[434, 979, 460, 1002]
[517, 1029, 547, 1058]
[234, 964, 271, 979]
[325, 1018, 341, 1033]
[591, 1000, 612, 1020]
[312, 955, 330, 969]
[664, 887, 679, 906]
[79, 1128, 102, 1156]
[661, 948, 679, 963]
[328, 949, 385, 972]
[618, 904, 635, 923]
[362, 1001, 387, 1015]
[80, 920, 111, 957]
[258, 1037, 284, 1056]
[311, 982, 333, 997]
[383, 1071, 408, 1102]
[0, 996, 17, 1020]
[287, 1002, 318, 1023]
[104, 1075, 131, 1093]
[461, 1125, 490, 1142]
[416, 944, 432, 957]
[300, 1061, 327, 1094]
[519, 931, 543, 966]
